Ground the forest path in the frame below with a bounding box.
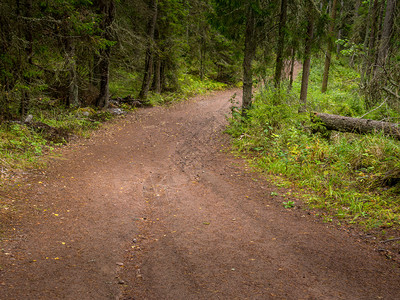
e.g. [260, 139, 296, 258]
[1, 89, 399, 299]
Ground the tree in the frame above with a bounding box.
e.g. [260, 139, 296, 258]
[96, 0, 116, 108]
[242, 4, 257, 113]
[212, 0, 277, 114]
[299, 1, 315, 112]
[138, 0, 158, 100]
[321, 0, 338, 93]
[273, 0, 288, 88]
[377, 0, 396, 68]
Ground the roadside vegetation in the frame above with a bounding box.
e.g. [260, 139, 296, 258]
[226, 57, 400, 231]
[0, 74, 226, 175]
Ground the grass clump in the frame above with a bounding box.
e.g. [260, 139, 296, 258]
[147, 74, 227, 106]
[226, 59, 400, 231]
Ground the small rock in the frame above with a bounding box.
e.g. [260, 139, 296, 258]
[116, 262, 124, 266]
[107, 108, 126, 115]
[24, 114, 33, 123]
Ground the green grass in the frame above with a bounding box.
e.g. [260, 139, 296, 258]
[147, 74, 227, 106]
[226, 57, 400, 231]
[0, 106, 105, 171]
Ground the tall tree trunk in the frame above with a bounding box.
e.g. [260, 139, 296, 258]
[200, 36, 205, 81]
[18, 0, 33, 119]
[321, 0, 338, 93]
[273, 0, 288, 88]
[96, 51, 111, 107]
[152, 54, 161, 94]
[242, 6, 257, 115]
[299, 9, 314, 113]
[377, 0, 396, 67]
[364, 0, 380, 82]
[66, 39, 79, 107]
[96, 0, 115, 108]
[288, 48, 295, 92]
[372, 0, 385, 78]
[138, 0, 158, 100]
[360, 0, 374, 85]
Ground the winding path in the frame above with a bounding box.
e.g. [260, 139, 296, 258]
[1, 89, 399, 299]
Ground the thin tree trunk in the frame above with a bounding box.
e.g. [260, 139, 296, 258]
[96, 51, 110, 107]
[377, 0, 396, 67]
[96, 0, 115, 108]
[273, 0, 288, 88]
[66, 40, 79, 107]
[364, 0, 380, 82]
[299, 10, 314, 113]
[361, 0, 374, 85]
[336, 0, 344, 55]
[200, 36, 205, 81]
[288, 48, 295, 92]
[372, 0, 385, 77]
[242, 6, 257, 115]
[321, 0, 338, 93]
[19, 0, 33, 118]
[138, 0, 158, 100]
[152, 54, 161, 93]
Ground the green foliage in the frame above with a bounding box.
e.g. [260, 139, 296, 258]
[282, 201, 295, 208]
[0, 123, 48, 169]
[0, 101, 108, 170]
[294, 57, 363, 116]
[147, 74, 226, 106]
[227, 60, 400, 231]
[109, 70, 140, 98]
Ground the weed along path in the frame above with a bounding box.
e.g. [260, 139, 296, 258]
[1, 89, 400, 299]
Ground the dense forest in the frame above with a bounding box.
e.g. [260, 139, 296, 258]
[0, 0, 397, 116]
[0, 0, 399, 229]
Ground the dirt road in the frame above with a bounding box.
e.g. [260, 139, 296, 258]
[1, 89, 399, 299]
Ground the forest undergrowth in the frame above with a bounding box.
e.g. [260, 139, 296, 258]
[0, 74, 226, 176]
[226, 58, 400, 233]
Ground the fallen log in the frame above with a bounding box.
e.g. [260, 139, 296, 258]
[311, 112, 400, 140]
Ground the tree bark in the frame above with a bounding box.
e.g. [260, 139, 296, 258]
[152, 54, 162, 94]
[321, 0, 338, 93]
[364, 0, 380, 82]
[312, 112, 400, 140]
[372, 0, 385, 78]
[18, 0, 33, 118]
[96, 0, 115, 108]
[273, 0, 288, 88]
[360, 0, 374, 85]
[138, 0, 158, 100]
[288, 47, 295, 91]
[242, 5, 257, 115]
[66, 40, 79, 107]
[299, 7, 314, 113]
[377, 0, 396, 67]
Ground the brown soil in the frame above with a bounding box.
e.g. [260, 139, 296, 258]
[1, 89, 400, 300]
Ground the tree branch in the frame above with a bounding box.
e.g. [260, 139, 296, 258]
[359, 98, 388, 119]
